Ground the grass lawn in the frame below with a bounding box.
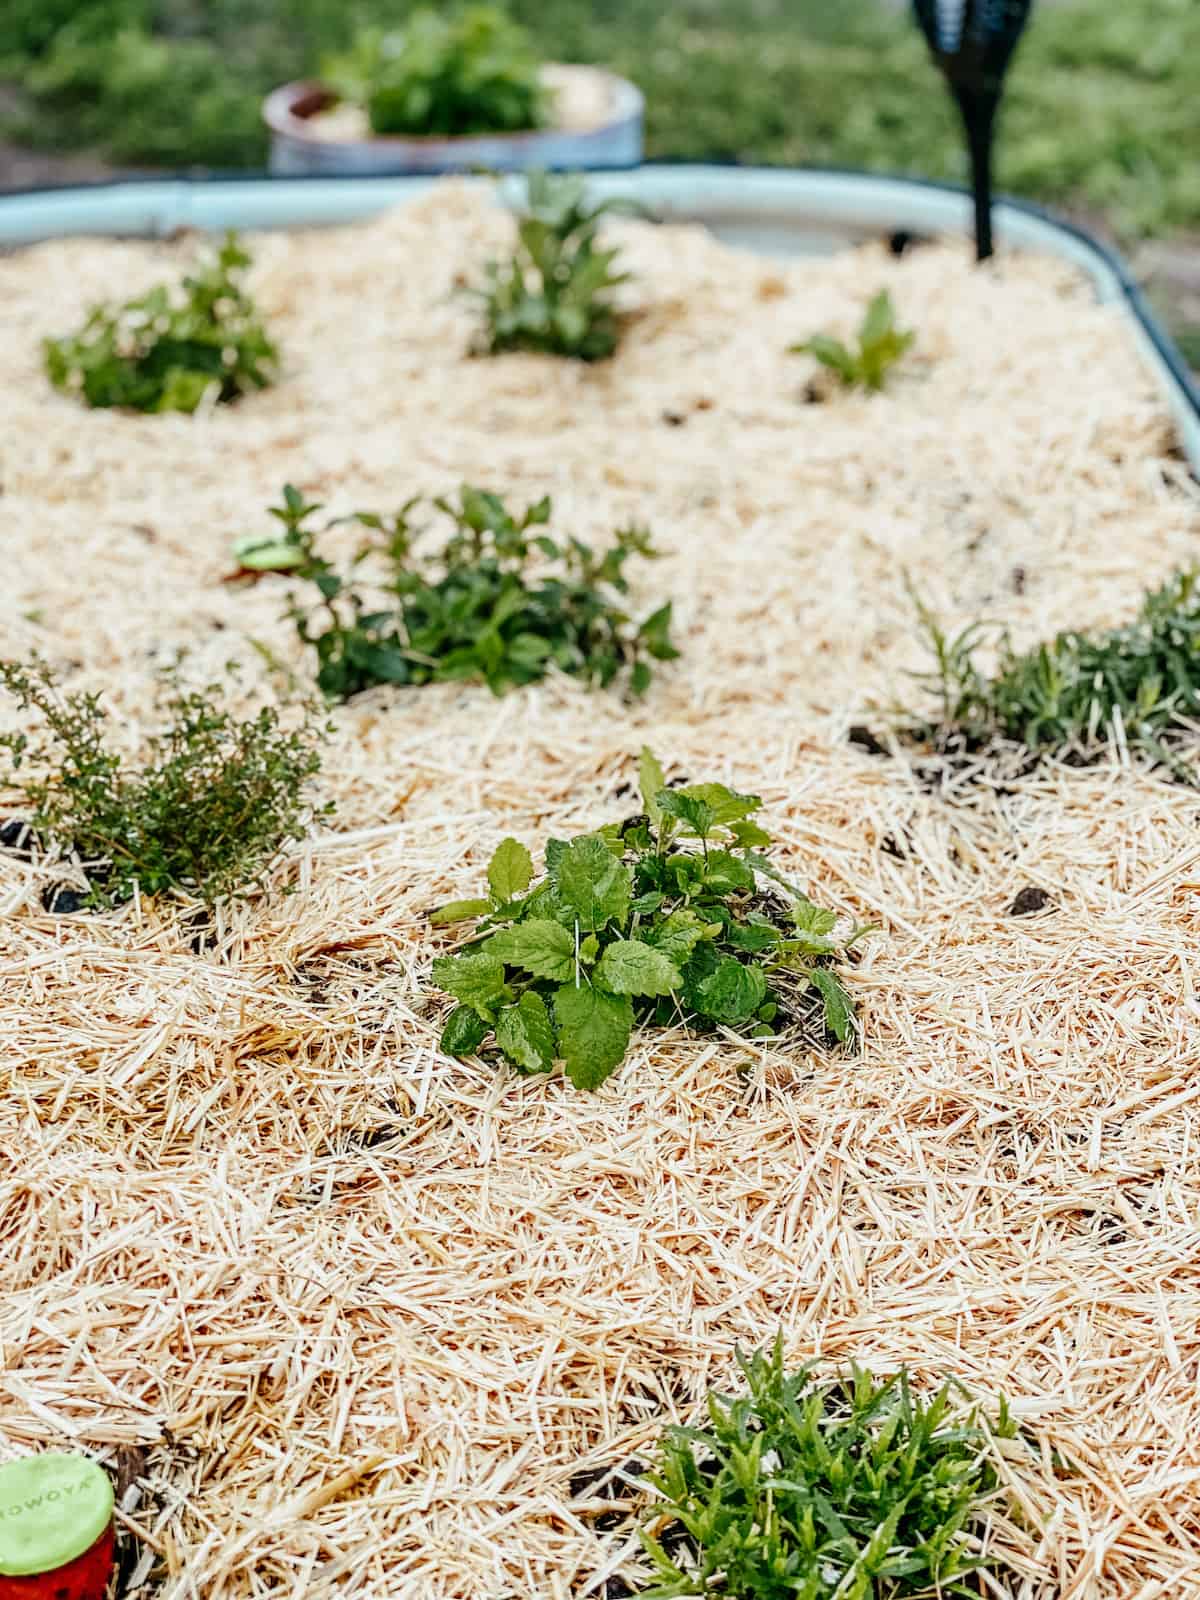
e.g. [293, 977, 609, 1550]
[2, 0, 1199, 354]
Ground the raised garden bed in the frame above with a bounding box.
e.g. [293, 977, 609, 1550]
[1, 170, 1199, 1595]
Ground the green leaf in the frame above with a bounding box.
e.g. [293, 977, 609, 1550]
[552, 834, 632, 931]
[808, 966, 856, 1043]
[440, 1003, 488, 1057]
[656, 789, 714, 839]
[488, 836, 533, 902]
[692, 956, 768, 1024]
[702, 849, 756, 894]
[645, 908, 712, 965]
[674, 782, 762, 828]
[495, 991, 556, 1074]
[553, 984, 634, 1089]
[593, 938, 682, 997]
[639, 746, 666, 827]
[430, 897, 493, 926]
[486, 918, 575, 982]
[430, 950, 511, 1018]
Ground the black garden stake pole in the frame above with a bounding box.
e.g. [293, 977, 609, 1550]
[912, 0, 1034, 261]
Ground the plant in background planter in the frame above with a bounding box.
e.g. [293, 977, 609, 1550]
[43, 232, 277, 413]
[430, 751, 865, 1090]
[640, 1338, 1017, 1599]
[791, 289, 914, 395]
[323, 6, 549, 139]
[0, 658, 328, 908]
[240, 482, 677, 700]
[469, 171, 636, 361]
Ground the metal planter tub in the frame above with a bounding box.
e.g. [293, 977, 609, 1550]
[262, 66, 644, 177]
[1, 165, 1196, 468]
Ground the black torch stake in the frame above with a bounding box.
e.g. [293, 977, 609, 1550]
[913, 0, 1034, 261]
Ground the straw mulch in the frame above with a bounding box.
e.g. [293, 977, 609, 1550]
[1, 183, 1199, 1599]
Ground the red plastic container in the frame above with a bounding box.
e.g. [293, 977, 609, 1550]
[0, 1455, 114, 1600]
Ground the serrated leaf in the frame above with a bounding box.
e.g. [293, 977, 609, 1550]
[430, 897, 493, 926]
[488, 836, 533, 902]
[656, 789, 714, 839]
[486, 918, 575, 982]
[495, 991, 556, 1074]
[644, 908, 711, 965]
[639, 746, 666, 827]
[674, 782, 762, 828]
[692, 956, 768, 1024]
[702, 849, 756, 894]
[808, 966, 856, 1043]
[593, 937, 682, 997]
[440, 1004, 488, 1057]
[552, 835, 632, 932]
[553, 984, 634, 1090]
[431, 950, 511, 1018]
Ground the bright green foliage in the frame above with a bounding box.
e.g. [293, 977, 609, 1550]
[792, 291, 914, 394]
[470, 172, 636, 362]
[249, 483, 676, 700]
[640, 1339, 1015, 1599]
[323, 6, 547, 138]
[431, 752, 864, 1089]
[0, 659, 328, 908]
[43, 233, 277, 413]
[909, 570, 1200, 778]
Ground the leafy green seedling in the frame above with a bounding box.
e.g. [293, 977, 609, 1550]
[43, 232, 277, 413]
[0, 658, 328, 908]
[469, 171, 637, 361]
[252, 483, 677, 700]
[906, 568, 1200, 779]
[641, 1338, 1016, 1600]
[323, 5, 548, 138]
[431, 750, 865, 1089]
[791, 289, 914, 393]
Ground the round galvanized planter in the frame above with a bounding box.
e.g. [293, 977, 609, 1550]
[262, 64, 643, 177]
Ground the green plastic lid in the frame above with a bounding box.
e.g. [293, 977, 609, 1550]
[0, 1454, 113, 1576]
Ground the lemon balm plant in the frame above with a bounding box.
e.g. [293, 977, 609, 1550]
[430, 751, 865, 1089]
[43, 232, 277, 413]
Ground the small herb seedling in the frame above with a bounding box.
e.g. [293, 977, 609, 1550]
[250, 483, 677, 700]
[431, 750, 865, 1090]
[43, 232, 278, 414]
[469, 171, 636, 362]
[640, 1338, 1016, 1600]
[0, 658, 328, 908]
[323, 5, 548, 138]
[791, 289, 914, 393]
[906, 569, 1200, 780]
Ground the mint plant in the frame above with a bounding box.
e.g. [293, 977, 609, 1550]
[247, 483, 676, 700]
[791, 289, 914, 393]
[43, 232, 277, 413]
[323, 6, 548, 138]
[469, 172, 635, 361]
[431, 751, 864, 1089]
[640, 1339, 1016, 1600]
[0, 658, 327, 908]
[907, 569, 1200, 778]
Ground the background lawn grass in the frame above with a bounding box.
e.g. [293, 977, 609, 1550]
[2, 0, 1199, 355]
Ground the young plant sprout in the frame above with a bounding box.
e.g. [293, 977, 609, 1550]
[0, 658, 327, 908]
[430, 751, 865, 1090]
[468, 171, 636, 361]
[242, 483, 677, 701]
[640, 1338, 1016, 1599]
[791, 289, 914, 393]
[907, 569, 1200, 779]
[43, 232, 278, 413]
[322, 5, 548, 138]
